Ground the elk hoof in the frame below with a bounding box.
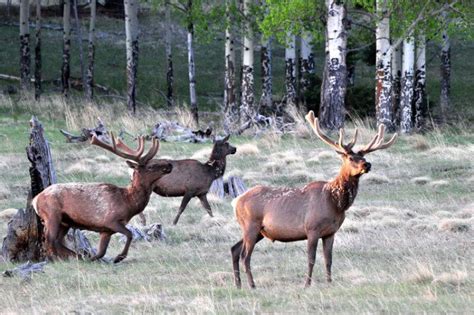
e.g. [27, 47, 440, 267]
[113, 255, 126, 263]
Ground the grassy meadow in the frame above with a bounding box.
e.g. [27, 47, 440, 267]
[0, 97, 472, 313]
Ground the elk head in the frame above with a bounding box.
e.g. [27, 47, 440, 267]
[91, 133, 173, 184]
[210, 134, 237, 160]
[305, 111, 397, 178]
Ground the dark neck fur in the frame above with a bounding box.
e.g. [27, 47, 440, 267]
[126, 173, 153, 216]
[206, 156, 227, 179]
[324, 170, 360, 212]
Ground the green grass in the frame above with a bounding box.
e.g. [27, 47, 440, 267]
[0, 105, 472, 312]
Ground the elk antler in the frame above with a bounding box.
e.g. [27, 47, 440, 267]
[305, 111, 358, 154]
[358, 124, 397, 155]
[91, 133, 159, 164]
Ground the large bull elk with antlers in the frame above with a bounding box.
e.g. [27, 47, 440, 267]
[231, 111, 397, 288]
[32, 134, 172, 263]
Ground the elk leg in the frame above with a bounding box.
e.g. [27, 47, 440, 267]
[91, 232, 112, 261]
[111, 224, 132, 263]
[173, 193, 193, 225]
[231, 239, 243, 289]
[45, 217, 61, 260]
[198, 194, 213, 217]
[305, 235, 319, 288]
[322, 234, 335, 283]
[55, 226, 76, 259]
[242, 232, 264, 289]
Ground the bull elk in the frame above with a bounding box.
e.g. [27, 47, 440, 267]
[32, 134, 172, 263]
[231, 111, 397, 288]
[153, 135, 236, 225]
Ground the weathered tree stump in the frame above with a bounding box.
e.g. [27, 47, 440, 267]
[209, 176, 247, 199]
[2, 117, 55, 262]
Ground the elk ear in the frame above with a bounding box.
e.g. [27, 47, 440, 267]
[126, 160, 140, 169]
[223, 134, 230, 142]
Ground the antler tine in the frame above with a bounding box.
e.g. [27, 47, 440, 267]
[139, 137, 160, 164]
[346, 128, 359, 151]
[305, 111, 346, 154]
[90, 132, 145, 161]
[116, 136, 145, 157]
[358, 124, 398, 155]
[338, 128, 345, 148]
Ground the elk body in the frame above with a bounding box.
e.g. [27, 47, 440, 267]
[231, 111, 397, 288]
[32, 135, 172, 263]
[153, 135, 236, 225]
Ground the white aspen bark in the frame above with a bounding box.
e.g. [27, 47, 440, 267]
[86, 0, 96, 101]
[240, 0, 255, 125]
[62, 0, 71, 98]
[165, 1, 174, 107]
[187, 28, 198, 125]
[391, 42, 401, 126]
[20, 0, 31, 91]
[223, 3, 238, 133]
[34, 0, 41, 100]
[259, 36, 272, 114]
[400, 35, 415, 134]
[414, 34, 427, 131]
[125, 0, 139, 114]
[440, 10, 451, 121]
[284, 33, 296, 108]
[375, 0, 394, 130]
[320, 0, 347, 130]
[299, 33, 314, 107]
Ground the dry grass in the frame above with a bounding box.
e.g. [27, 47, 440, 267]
[0, 108, 473, 313]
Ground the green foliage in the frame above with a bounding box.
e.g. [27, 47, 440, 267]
[258, 0, 325, 44]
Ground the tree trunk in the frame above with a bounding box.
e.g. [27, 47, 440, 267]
[259, 36, 272, 115]
[400, 35, 415, 134]
[440, 11, 450, 122]
[319, 0, 347, 130]
[223, 1, 238, 133]
[165, 0, 174, 107]
[125, 0, 139, 114]
[19, 0, 31, 91]
[62, 0, 71, 98]
[34, 0, 41, 100]
[375, 0, 394, 131]
[284, 33, 296, 109]
[391, 42, 401, 127]
[299, 33, 314, 108]
[414, 34, 427, 131]
[72, 0, 86, 90]
[240, 0, 255, 126]
[2, 117, 56, 262]
[86, 0, 96, 101]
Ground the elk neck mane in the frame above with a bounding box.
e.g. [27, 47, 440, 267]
[206, 157, 227, 179]
[323, 171, 360, 212]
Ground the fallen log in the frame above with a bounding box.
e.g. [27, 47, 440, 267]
[119, 223, 165, 242]
[150, 121, 213, 143]
[2, 260, 47, 280]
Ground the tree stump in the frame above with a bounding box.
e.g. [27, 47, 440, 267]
[2, 116, 55, 262]
[209, 176, 247, 199]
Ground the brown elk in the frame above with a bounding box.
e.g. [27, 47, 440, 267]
[231, 111, 397, 288]
[153, 135, 237, 225]
[32, 134, 172, 263]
